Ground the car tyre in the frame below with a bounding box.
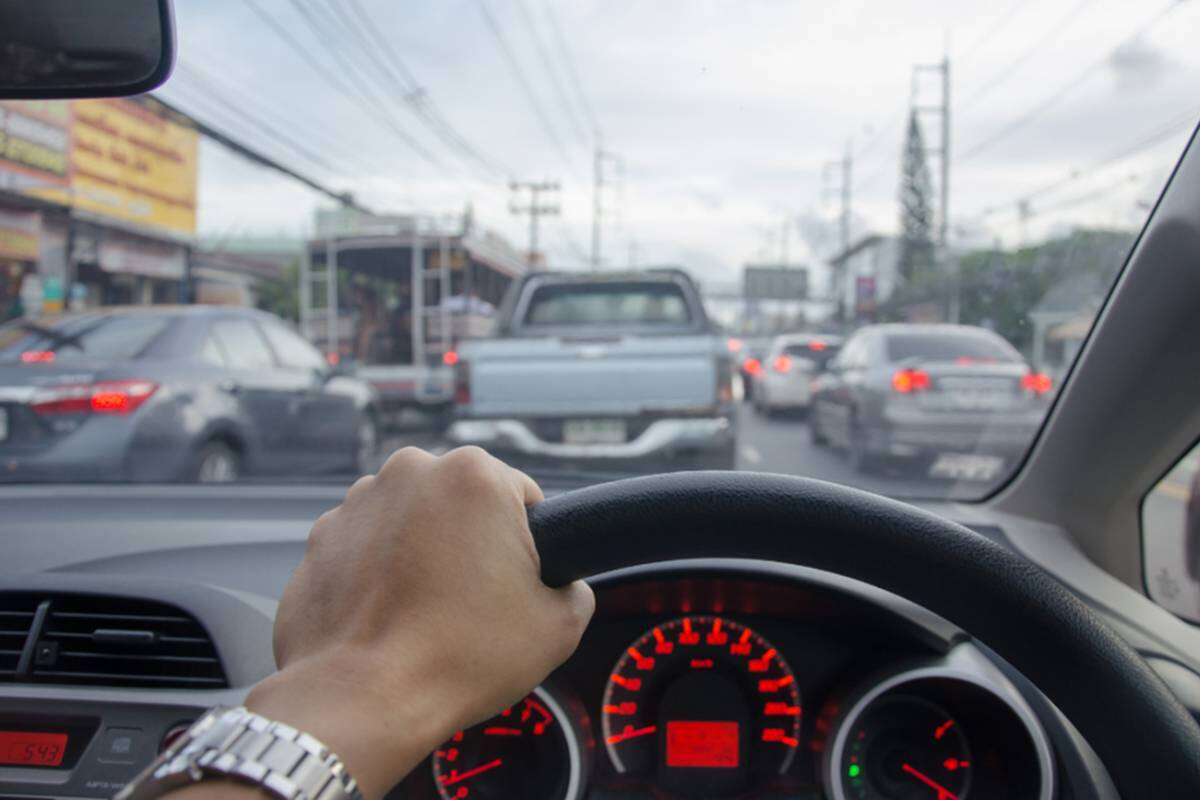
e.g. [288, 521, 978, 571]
[848, 421, 879, 475]
[191, 441, 240, 484]
[810, 408, 829, 446]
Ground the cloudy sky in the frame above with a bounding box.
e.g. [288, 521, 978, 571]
[158, 0, 1200, 285]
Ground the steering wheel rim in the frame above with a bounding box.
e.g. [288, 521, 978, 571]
[528, 471, 1200, 799]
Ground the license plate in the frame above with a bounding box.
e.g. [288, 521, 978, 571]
[929, 453, 1004, 481]
[563, 418, 627, 445]
[0, 407, 7, 442]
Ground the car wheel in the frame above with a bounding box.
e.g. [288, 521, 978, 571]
[848, 421, 879, 474]
[355, 412, 380, 474]
[810, 407, 829, 446]
[192, 441, 240, 484]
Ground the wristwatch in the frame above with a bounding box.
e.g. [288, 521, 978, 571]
[116, 707, 364, 800]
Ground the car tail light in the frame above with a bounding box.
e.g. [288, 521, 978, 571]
[1021, 372, 1053, 395]
[20, 350, 55, 363]
[892, 368, 932, 393]
[808, 341, 827, 352]
[31, 380, 159, 416]
[442, 350, 460, 366]
[326, 351, 340, 366]
[726, 337, 743, 353]
[453, 359, 471, 405]
[743, 357, 763, 376]
[773, 356, 792, 373]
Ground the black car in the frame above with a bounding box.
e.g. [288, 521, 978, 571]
[810, 324, 1051, 478]
[0, 306, 380, 482]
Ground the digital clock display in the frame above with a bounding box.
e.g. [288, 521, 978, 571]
[0, 731, 69, 767]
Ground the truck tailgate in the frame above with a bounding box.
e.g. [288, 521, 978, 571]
[466, 335, 718, 417]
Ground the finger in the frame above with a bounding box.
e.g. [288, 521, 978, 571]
[550, 580, 595, 659]
[508, 464, 545, 507]
[376, 446, 436, 482]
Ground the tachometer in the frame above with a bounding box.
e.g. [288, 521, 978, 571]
[431, 687, 583, 800]
[602, 615, 800, 798]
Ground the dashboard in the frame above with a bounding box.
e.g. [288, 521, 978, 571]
[2, 484, 1199, 800]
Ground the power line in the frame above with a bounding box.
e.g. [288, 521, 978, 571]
[543, 2, 601, 140]
[324, 0, 513, 181]
[958, 0, 1092, 111]
[512, 0, 592, 147]
[171, 64, 344, 176]
[243, 0, 447, 174]
[474, 0, 581, 179]
[958, 0, 1035, 62]
[957, 0, 1185, 163]
[974, 109, 1197, 217]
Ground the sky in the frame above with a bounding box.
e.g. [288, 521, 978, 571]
[157, 0, 1200, 287]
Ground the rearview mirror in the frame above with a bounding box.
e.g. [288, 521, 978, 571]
[0, 0, 174, 99]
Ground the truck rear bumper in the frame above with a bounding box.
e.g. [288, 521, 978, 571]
[447, 416, 734, 461]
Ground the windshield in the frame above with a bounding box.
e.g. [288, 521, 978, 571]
[0, 0, 1195, 501]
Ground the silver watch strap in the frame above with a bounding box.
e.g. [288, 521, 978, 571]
[117, 707, 363, 800]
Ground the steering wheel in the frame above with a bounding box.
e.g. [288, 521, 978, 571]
[527, 472, 1200, 799]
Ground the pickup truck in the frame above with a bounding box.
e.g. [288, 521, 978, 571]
[447, 269, 736, 472]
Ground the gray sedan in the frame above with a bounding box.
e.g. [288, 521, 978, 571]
[810, 324, 1050, 479]
[0, 306, 379, 482]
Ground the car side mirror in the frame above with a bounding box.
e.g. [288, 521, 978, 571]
[0, 0, 175, 99]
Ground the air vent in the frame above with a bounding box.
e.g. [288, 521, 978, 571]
[0, 594, 41, 680]
[31, 595, 227, 689]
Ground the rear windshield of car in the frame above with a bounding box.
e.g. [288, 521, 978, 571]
[884, 332, 1019, 364]
[783, 342, 840, 369]
[0, 315, 171, 364]
[523, 282, 692, 327]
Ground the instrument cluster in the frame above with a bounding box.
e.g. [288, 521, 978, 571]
[399, 572, 1054, 800]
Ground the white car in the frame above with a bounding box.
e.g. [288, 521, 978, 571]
[752, 334, 842, 415]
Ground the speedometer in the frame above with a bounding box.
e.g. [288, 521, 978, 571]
[602, 616, 800, 798]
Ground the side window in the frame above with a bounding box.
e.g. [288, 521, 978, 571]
[209, 319, 276, 371]
[1144, 443, 1200, 623]
[261, 321, 326, 372]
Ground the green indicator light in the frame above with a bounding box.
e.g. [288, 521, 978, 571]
[848, 764, 861, 778]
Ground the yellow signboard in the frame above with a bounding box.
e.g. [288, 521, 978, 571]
[0, 98, 198, 240]
[69, 99, 198, 238]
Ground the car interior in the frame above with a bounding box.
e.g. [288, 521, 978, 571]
[2, 3, 1200, 800]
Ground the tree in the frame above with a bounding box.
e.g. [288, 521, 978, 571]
[897, 111, 935, 282]
[257, 259, 300, 322]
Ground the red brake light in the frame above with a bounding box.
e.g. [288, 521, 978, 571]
[808, 341, 827, 352]
[443, 350, 460, 366]
[326, 352, 340, 366]
[743, 357, 763, 376]
[772, 356, 792, 373]
[1021, 372, 1052, 395]
[31, 380, 158, 416]
[892, 368, 931, 393]
[20, 350, 55, 364]
[727, 337, 743, 353]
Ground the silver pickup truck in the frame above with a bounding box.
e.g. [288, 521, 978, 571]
[447, 269, 736, 471]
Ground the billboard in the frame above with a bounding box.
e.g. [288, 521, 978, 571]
[0, 99, 198, 240]
[743, 264, 808, 301]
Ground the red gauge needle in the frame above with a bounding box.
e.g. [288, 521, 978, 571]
[901, 763, 960, 800]
[439, 758, 503, 786]
[482, 726, 523, 736]
[605, 725, 657, 745]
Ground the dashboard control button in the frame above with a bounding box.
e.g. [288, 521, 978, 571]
[98, 728, 143, 765]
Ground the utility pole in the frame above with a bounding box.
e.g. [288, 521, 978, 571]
[591, 146, 619, 270]
[912, 56, 953, 321]
[509, 180, 560, 268]
[823, 141, 854, 322]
